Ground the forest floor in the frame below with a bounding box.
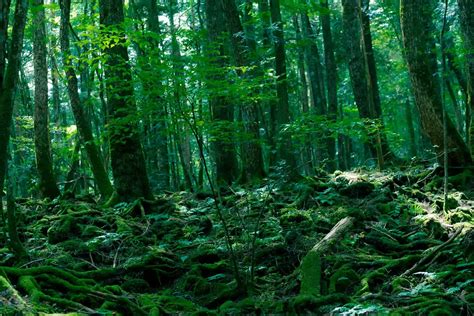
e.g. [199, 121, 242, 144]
[0, 165, 473, 315]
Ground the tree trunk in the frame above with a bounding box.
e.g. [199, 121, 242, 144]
[0, 0, 11, 89]
[205, 0, 239, 185]
[59, 0, 114, 200]
[341, 0, 384, 167]
[320, 0, 338, 171]
[33, 0, 60, 199]
[359, 0, 393, 162]
[222, 0, 265, 182]
[301, 13, 329, 168]
[457, 0, 474, 157]
[293, 16, 312, 175]
[405, 98, 417, 158]
[0, 0, 28, 194]
[270, 0, 297, 173]
[99, 0, 153, 201]
[400, 0, 472, 167]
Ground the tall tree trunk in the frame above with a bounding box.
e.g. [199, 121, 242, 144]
[0, 0, 11, 90]
[59, 0, 114, 199]
[168, 0, 194, 192]
[400, 0, 472, 167]
[341, 0, 383, 166]
[0, 0, 28, 194]
[270, 0, 297, 173]
[146, 0, 170, 191]
[457, 0, 474, 157]
[205, 0, 238, 185]
[99, 0, 153, 201]
[320, 0, 338, 171]
[301, 13, 329, 167]
[293, 16, 312, 175]
[33, 0, 60, 199]
[359, 0, 393, 162]
[222, 0, 265, 182]
[405, 98, 417, 158]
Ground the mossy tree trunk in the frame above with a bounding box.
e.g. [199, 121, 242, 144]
[222, 0, 265, 183]
[320, 0, 338, 171]
[457, 0, 474, 157]
[342, 0, 385, 167]
[99, 0, 154, 201]
[0, 0, 28, 194]
[270, 0, 297, 174]
[59, 0, 114, 200]
[205, 0, 239, 185]
[301, 13, 329, 168]
[400, 0, 472, 168]
[33, 0, 60, 199]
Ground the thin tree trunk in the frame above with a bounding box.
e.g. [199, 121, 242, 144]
[33, 0, 60, 199]
[0, 0, 28, 194]
[222, 0, 265, 182]
[320, 0, 338, 171]
[59, 0, 114, 200]
[270, 0, 297, 173]
[294, 16, 312, 175]
[405, 98, 417, 158]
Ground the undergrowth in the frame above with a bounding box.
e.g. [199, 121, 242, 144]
[0, 165, 472, 315]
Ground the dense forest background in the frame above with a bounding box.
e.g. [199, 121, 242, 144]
[0, 0, 472, 198]
[0, 0, 473, 314]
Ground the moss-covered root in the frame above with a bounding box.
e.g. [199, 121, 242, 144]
[0, 275, 31, 312]
[291, 294, 350, 314]
[18, 275, 97, 314]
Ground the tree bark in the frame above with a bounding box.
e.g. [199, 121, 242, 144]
[99, 0, 153, 201]
[359, 0, 393, 162]
[59, 0, 114, 200]
[320, 0, 338, 171]
[222, 0, 265, 182]
[270, 0, 297, 172]
[0, 0, 28, 194]
[205, 0, 239, 185]
[400, 0, 472, 167]
[342, 0, 385, 167]
[457, 0, 474, 157]
[33, 0, 60, 199]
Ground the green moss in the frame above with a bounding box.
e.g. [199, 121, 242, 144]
[47, 215, 79, 244]
[300, 251, 321, 296]
[329, 266, 359, 294]
[291, 294, 349, 313]
[391, 277, 411, 293]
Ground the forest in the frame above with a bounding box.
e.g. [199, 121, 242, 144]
[0, 0, 473, 314]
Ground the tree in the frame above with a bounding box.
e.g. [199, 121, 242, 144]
[320, 0, 338, 171]
[205, 0, 239, 185]
[270, 0, 297, 173]
[221, 0, 265, 182]
[458, 0, 474, 156]
[33, 0, 60, 199]
[400, 0, 472, 167]
[341, 0, 387, 167]
[99, 0, 153, 201]
[0, 0, 29, 194]
[59, 0, 114, 199]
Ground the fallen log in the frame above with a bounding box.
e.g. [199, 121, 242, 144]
[299, 216, 355, 296]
